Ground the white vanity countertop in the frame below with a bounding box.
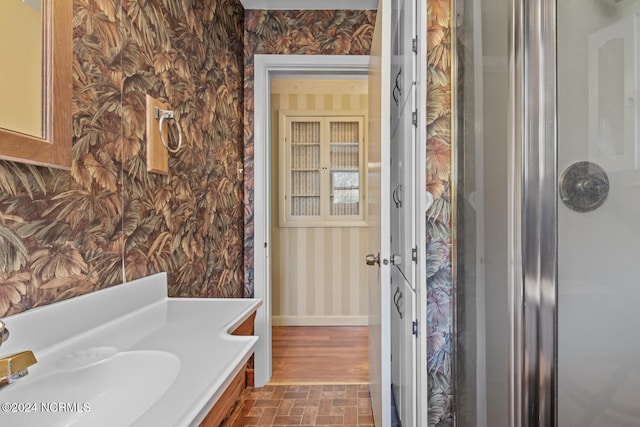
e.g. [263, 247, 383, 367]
[0, 273, 262, 427]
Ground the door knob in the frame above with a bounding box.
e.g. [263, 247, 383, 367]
[366, 253, 380, 266]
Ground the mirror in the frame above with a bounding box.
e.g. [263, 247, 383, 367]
[0, 0, 71, 169]
[0, 0, 43, 137]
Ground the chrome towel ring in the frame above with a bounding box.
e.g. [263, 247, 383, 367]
[154, 107, 183, 153]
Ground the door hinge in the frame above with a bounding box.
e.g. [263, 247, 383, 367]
[412, 37, 418, 53]
[264, 242, 268, 248]
[412, 110, 418, 126]
[412, 320, 418, 336]
[411, 247, 418, 263]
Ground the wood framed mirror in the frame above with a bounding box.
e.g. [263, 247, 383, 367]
[0, 0, 72, 169]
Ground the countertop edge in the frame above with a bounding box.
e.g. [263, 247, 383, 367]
[187, 339, 257, 427]
[176, 298, 263, 427]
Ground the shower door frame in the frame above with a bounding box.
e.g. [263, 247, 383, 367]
[507, 0, 558, 426]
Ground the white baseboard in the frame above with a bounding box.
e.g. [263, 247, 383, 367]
[272, 315, 368, 326]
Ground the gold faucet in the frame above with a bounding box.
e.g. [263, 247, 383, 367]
[0, 320, 37, 387]
[0, 320, 7, 344]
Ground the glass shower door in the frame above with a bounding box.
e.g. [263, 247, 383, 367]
[454, 0, 640, 426]
[455, 0, 512, 425]
[558, 1, 640, 426]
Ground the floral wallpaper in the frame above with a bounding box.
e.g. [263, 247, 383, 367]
[426, 0, 454, 425]
[0, 0, 246, 317]
[242, 10, 376, 297]
[120, 0, 245, 298]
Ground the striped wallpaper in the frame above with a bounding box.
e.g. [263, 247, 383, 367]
[270, 79, 370, 325]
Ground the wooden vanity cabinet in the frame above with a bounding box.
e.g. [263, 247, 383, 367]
[199, 312, 257, 427]
[200, 365, 247, 427]
[231, 312, 256, 387]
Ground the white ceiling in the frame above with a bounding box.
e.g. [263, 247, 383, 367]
[239, 0, 378, 10]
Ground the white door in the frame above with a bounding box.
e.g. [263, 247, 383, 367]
[367, 0, 392, 425]
[390, 0, 419, 424]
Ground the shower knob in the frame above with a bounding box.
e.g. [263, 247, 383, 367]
[559, 161, 609, 212]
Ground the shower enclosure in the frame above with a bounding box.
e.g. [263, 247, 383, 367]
[455, 0, 640, 425]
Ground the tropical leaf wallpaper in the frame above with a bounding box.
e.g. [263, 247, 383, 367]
[119, 0, 245, 299]
[0, 0, 124, 317]
[0, 0, 246, 317]
[242, 10, 376, 298]
[426, 0, 454, 425]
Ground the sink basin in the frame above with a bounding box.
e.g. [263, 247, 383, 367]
[0, 349, 180, 426]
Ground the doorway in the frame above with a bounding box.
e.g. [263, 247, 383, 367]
[251, 39, 428, 423]
[252, 55, 370, 388]
[268, 75, 370, 384]
[269, 76, 370, 328]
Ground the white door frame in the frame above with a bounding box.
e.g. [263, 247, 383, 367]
[252, 54, 370, 387]
[416, 2, 428, 425]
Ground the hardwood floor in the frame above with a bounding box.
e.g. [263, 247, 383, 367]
[270, 326, 369, 384]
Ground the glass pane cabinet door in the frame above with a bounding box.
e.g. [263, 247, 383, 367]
[328, 119, 363, 217]
[289, 120, 321, 217]
[280, 113, 366, 227]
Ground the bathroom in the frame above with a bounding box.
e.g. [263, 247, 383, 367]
[0, 5, 378, 314]
[1, 0, 640, 426]
[0, 0, 382, 425]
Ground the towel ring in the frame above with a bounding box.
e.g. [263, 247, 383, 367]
[155, 107, 183, 154]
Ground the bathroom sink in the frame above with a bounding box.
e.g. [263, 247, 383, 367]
[0, 273, 262, 426]
[0, 349, 180, 426]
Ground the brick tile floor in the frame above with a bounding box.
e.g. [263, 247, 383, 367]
[245, 384, 374, 426]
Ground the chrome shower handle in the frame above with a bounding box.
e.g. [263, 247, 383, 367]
[575, 176, 609, 197]
[560, 161, 609, 212]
